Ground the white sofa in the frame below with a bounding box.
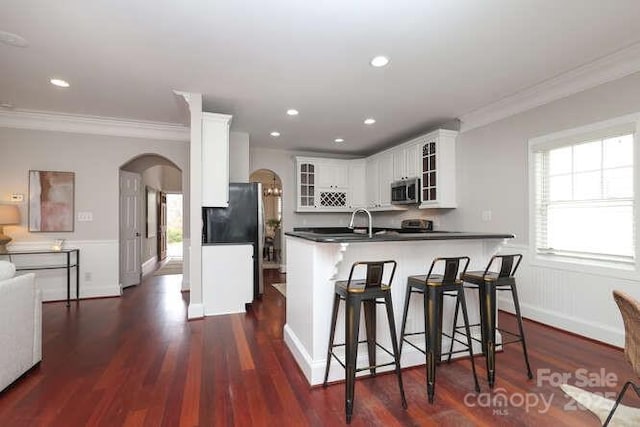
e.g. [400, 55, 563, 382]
[0, 272, 42, 391]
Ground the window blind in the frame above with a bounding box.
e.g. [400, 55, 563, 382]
[533, 131, 635, 263]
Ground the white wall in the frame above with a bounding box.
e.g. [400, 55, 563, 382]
[449, 70, 640, 347]
[229, 131, 250, 183]
[0, 127, 188, 301]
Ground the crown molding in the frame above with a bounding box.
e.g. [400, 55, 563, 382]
[459, 42, 640, 133]
[202, 112, 233, 125]
[0, 109, 189, 141]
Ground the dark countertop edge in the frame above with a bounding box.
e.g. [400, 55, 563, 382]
[202, 242, 254, 246]
[284, 231, 515, 243]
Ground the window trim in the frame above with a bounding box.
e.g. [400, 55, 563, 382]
[528, 112, 640, 274]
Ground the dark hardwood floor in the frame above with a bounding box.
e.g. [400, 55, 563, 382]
[0, 269, 636, 426]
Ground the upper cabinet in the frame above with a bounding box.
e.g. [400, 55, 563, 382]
[419, 129, 457, 209]
[297, 160, 316, 209]
[392, 143, 421, 181]
[365, 156, 380, 209]
[202, 112, 232, 207]
[294, 129, 457, 213]
[296, 157, 351, 212]
[317, 160, 348, 189]
[348, 160, 367, 209]
[365, 152, 404, 211]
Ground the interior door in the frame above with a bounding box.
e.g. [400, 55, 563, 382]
[158, 192, 167, 261]
[119, 170, 142, 288]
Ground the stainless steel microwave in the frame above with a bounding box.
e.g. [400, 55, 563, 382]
[391, 178, 420, 205]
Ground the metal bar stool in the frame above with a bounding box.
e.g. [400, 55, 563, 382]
[323, 260, 407, 424]
[399, 256, 480, 403]
[450, 254, 533, 388]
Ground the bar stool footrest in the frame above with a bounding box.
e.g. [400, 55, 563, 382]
[328, 341, 399, 371]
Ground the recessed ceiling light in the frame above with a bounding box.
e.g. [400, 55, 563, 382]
[0, 31, 29, 48]
[334, 138, 345, 143]
[370, 56, 390, 67]
[50, 78, 70, 88]
[286, 109, 299, 116]
[270, 131, 280, 137]
[364, 118, 376, 125]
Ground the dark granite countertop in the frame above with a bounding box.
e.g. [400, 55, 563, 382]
[286, 227, 514, 243]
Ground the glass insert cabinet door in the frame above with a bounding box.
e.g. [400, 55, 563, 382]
[299, 163, 315, 207]
[422, 141, 437, 202]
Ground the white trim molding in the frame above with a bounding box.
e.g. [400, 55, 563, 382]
[460, 41, 640, 132]
[0, 109, 189, 141]
[142, 256, 158, 277]
[187, 303, 204, 320]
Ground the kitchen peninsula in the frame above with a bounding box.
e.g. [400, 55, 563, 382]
[284, 227, 514, 386]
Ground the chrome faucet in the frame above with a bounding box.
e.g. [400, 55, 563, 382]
[348, 208, 373, 238]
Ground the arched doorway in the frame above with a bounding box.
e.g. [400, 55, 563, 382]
[119, 154, 183, 288]
[250, 169, 283, 269]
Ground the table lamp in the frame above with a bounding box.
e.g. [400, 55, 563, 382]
[0, 204, 20, 254]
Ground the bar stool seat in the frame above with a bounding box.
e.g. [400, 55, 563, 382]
[400, 257, 480, 403]
[323, 261, 407, 424]
[450, 254, 533, 388]
[407, 274, 451, 287]
[335, 279, 390, 293]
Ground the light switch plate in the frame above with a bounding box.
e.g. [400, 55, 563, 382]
[482, 210, 492, 222]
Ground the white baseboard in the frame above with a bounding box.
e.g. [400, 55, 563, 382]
[142, 256, 158, 277]
[284, 324, 315, 383]
[181, 279, 190, 292]
[187, 303, 204, 320]
[41, 284, 121, 302]
[498, 296, 624, 347]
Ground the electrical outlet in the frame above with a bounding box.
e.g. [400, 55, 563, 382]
[84, 272, 92, 281]
[10, 194, 24, 202]
[77, 211, 93, 222]
[482, 210, 492, 222]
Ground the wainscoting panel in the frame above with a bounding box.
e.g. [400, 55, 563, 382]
[498, 243, 639, 348]
[7, 240, 121, 302]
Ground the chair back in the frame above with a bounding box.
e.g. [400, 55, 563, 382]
[346, 261, 397, 290]
[483, 254, 523, 279]
[613, 290, 640, 377]
[426, 256, 470, 285]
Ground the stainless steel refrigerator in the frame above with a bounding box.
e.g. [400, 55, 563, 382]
[202, 182, 264, 299]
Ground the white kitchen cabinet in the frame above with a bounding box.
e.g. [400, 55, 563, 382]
[317, 160, 348, 189]
[296, 159, 317, 210]
[202, 244, 253, 316]
[392, 143, 421, 181]
[365, 156, 380, 208]
[294, 129, 456, 213]
[365, 152, 401, 211]
[296, 157, 350, 211]
[348, 160, 366, 209]
[378, 152, 394, 208]
[201, 112, 232, 207]
[419, 129, 457, 208]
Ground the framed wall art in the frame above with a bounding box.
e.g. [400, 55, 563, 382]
[28, 170, 75, 232]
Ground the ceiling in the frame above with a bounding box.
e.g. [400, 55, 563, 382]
[2, 0, 640, 155]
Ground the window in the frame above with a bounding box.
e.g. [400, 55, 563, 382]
[531, 118, 637, 265]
